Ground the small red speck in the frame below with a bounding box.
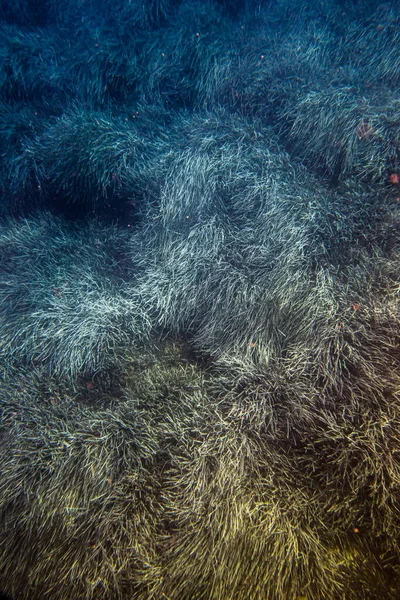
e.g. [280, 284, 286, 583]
[86, 381, 94, 390]
[352, 302, 360, 311]
[249, 342, 255, 348]
[195, 32, 200, 37]
[388, 173, 400, 185]
[260, 55, 265, 59]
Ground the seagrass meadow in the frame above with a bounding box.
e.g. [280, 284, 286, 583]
[0, 0, 400, 598]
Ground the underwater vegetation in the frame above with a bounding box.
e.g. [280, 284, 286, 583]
[0, 0, 400, 598]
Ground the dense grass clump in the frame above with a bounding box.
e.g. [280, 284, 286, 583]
[0, 214, 150, 379]
[14, 106, 173, 214]
[1, 321, 400, 599]
[0, 24, 66, 103]
[0, 0, 400, 599]
[282, 89, 400, 183]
